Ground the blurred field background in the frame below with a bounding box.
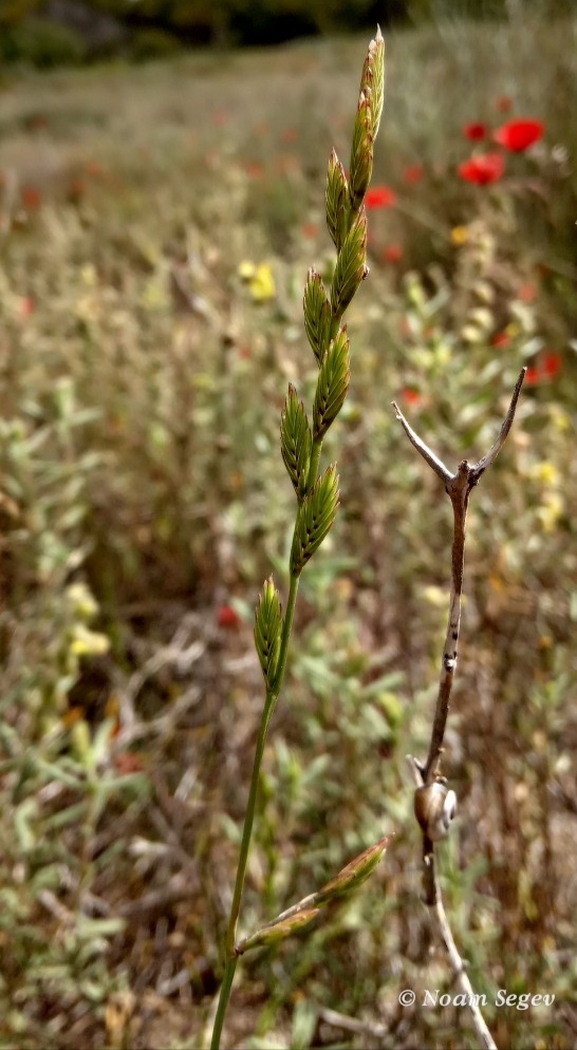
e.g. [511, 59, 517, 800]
[1, 0, 577, 1047]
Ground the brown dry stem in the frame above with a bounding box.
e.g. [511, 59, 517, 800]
[394, 368, 526, 1050]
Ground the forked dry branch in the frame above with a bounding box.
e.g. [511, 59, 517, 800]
[393, 367, 527, 1050]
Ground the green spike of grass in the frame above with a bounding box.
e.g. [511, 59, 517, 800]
[330, 209, 368, 320]
[303, 269, 332, 365]
[313, 328, 351, 440]
[290, 464, 340, 576]
[280, 384, 313, 500]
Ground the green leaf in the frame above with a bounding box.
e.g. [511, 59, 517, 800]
[325, 150, 350, 254]
[313, 328, 351, 440]
[330, 210, 368, 321]
[303, 268, 332, 365]
[280, 385, 313, 500]
[254, 576, 283, 685]
[290, 465, 340, 576]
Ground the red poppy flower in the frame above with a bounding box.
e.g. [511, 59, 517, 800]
[490, 331, 511, 349]
[493, 119, 544, 152]
[19, 296, 34, 318]
[114, 752, 145, 775]
[495, 96, 513, 113]
[524, 352, 561, 385]
[542, 351, 561, 377]
[403, 164, 424, 185]
[245, 162, 264, 179]
[382, 243, 403, 263]
[463, 122, 488, 141]
[21, 186, 41, 210]
[85, 159, 104, 178]
[274, 154, 299, 175]
[518, 282, 537, 303]
[458, 152, 505, 185]
[211, 109, 229, 127]
[301, 222, 319, 239]
[365, 184, 397, 209]
[281, 127, 298, 144]
[218, 605, 240, 628]
[401, 387, 422, 407]
[67, 178, 86, 203]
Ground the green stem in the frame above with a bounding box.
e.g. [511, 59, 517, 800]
[226, 693, 277, 955]
[211, 568, 301, 1048]
[270, 571, 299, 698]
[307, 436, 323, 491]
[211, 385, 326, 1048]
[270, 435, 322, 697]
[211, 693, 275, 1048]
[210, 956, 237, 1050]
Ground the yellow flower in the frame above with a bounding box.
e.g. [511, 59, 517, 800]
[461, 323, 483, 344]
[142, 277, 169, 310]
[422, 585, 448, 608]
[70, 625, 110, 657]
[238, 260, 256, 280]
[470, 307, 493, 331]
[548, 405, 570, 432]
[451, 225, 469, 246]
[239, 261, 276, 302]
[81, 263, 97, 286]
[65, 582, 98, 620]
[530, 461, 559, 487]
[537, 493, 563, 532]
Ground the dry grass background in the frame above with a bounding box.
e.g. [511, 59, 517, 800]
[1, 14, 577, 1049]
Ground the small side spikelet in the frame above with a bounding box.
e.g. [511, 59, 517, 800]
[236, 908, 320, 956]
[280, 385, 312, 501]
[325, 150, 350, 254]
[235, 833, 393, 957]
[315, 834, 393, 904]
[349, 92, 374, 214]
[330, 210, 368, 321]
[313, 328, 351, 441]
[290, 464, 340, 576]
[254, 577, 282, 686]
[303, 269, 332, 366]
[360, 25, 385, 139]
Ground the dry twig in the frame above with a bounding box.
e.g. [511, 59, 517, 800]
[393, 368, 526, 1050]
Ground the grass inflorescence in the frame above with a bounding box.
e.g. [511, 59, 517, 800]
[1, 13, 577, 1049]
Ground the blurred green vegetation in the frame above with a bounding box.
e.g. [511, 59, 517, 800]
[1, 13, 577, 1050]
[0, 0, 575, 66]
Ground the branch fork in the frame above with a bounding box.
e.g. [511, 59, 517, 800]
[393, 368, 526, 1050]
[393, 367, 525, 790]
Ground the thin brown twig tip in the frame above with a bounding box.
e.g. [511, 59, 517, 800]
[512, 367, 527, 396]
